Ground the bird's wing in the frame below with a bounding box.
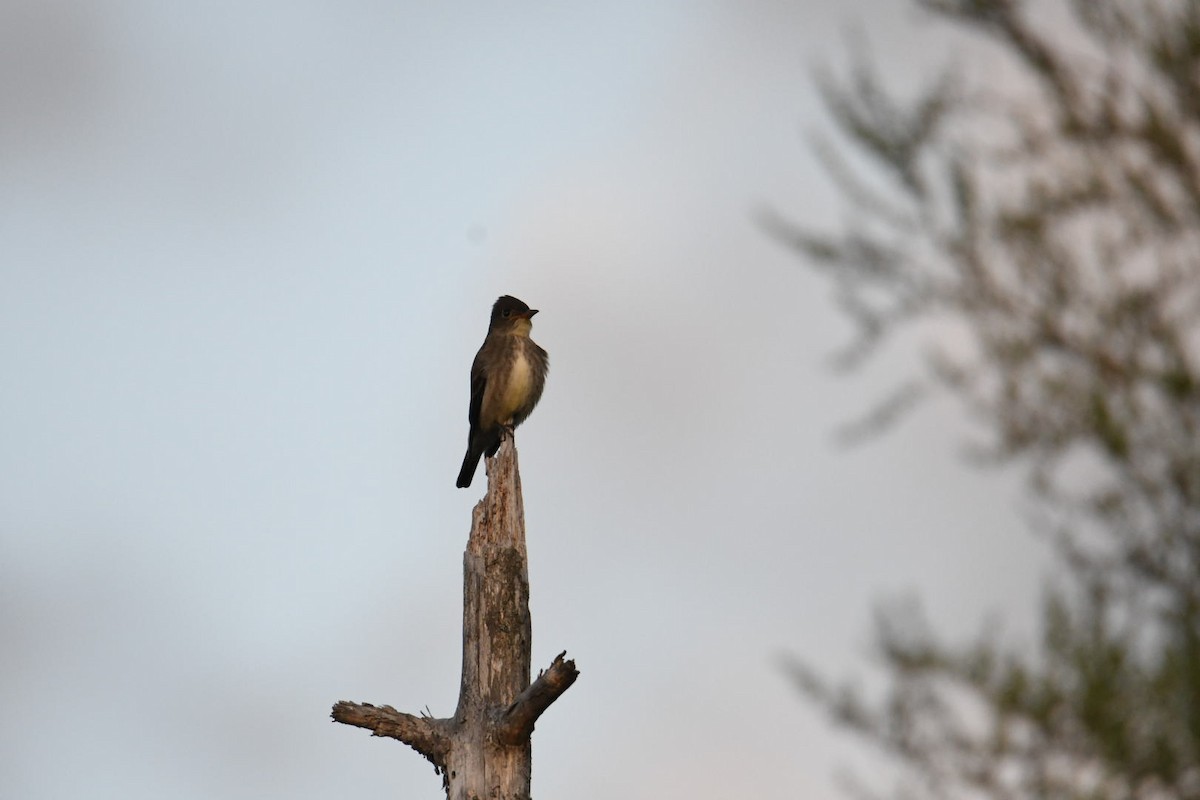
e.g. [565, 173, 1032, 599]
[467, 360, 486, 429]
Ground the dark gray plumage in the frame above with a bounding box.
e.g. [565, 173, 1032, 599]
[456, 295, 549, 488]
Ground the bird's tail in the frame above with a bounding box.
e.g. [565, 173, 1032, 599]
[456, 443, 484, 488]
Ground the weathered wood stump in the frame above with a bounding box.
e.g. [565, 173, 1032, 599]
[332, 438, 577, 799]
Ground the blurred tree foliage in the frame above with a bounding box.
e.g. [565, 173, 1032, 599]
[771, 1, 1200, 798]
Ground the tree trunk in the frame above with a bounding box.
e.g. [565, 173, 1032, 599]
[332, 437, 577, 799]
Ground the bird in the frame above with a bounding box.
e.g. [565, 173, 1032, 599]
[456, 295, 549, 488]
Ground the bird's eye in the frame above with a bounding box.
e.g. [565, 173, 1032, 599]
[502, 309, 511, 317]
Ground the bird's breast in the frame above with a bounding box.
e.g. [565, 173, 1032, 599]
[500, 351, 534, 416]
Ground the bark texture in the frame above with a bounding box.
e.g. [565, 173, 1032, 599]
[332, 438, 578, 799]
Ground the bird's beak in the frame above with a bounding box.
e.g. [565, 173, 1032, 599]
[523, 309, 539, 319]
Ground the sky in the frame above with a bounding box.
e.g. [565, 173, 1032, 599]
[2, 2, 1049, 798]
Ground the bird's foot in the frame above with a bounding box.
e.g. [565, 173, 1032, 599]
[500, 423, 515, 441]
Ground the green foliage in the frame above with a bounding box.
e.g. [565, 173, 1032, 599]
[776, 1, 1200, 798]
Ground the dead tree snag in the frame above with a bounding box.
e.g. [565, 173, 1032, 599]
[332, 438, 578, 799]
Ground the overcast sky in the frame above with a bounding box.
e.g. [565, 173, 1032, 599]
[2, 2, 1050, 798]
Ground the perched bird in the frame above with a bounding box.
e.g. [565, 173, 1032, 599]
[456, 295, 549, 488]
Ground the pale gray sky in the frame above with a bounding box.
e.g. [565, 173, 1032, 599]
[2, 2, 1047, 798]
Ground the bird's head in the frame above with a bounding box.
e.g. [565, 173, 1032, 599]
[490, 295, 538, 333]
